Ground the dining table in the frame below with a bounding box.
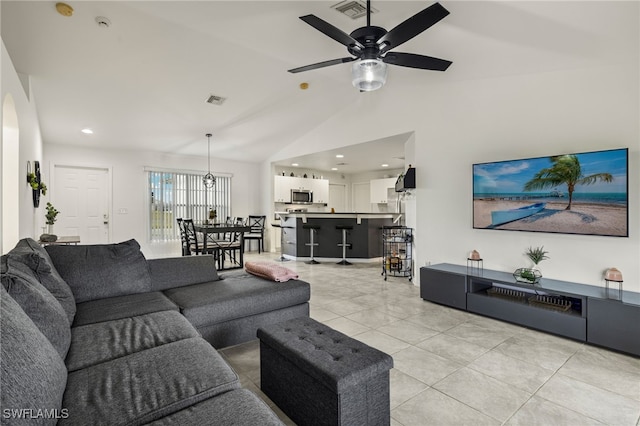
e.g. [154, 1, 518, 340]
[193, 223, 251, 270]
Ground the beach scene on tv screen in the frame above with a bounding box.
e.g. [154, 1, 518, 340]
[473, 149, 628, 236]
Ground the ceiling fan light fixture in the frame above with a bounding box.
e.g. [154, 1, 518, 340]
[351, 59, 387, 91]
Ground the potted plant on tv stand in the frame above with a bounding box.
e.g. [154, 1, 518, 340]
[514, 246, 549, 284]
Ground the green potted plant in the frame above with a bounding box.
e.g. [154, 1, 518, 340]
[514, 246, 549, 284]
[525, 246, 549, 271]
[41, 202, 61, 242]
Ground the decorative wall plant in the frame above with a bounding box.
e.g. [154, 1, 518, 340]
[27, 161, 47, 208]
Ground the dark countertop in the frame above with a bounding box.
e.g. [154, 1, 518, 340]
[276, 212, 402, 225]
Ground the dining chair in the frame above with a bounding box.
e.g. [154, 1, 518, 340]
[183, 218, 218, 257]
[216, 228, 243, 269]
[176, 218, 190, 256]
[244, 215, 266, 253]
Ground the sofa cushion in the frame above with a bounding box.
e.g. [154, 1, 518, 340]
[66, 310, 200, 372]
[73, 291, 179, 326]
[9, 238, 76, 324]
[148, 255, 220, 291]
[144, 389, 283, 426]
[45, 239, 151, 303]
[60, 337, 240, 426]
[0, 287, 67, 425]
[163, 272, 310, 328]
[1, 255, 71, 359]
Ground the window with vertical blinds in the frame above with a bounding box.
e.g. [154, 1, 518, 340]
[148, 170, 231, 242]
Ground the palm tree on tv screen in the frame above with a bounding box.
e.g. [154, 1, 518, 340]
[523, 155, 613, 210]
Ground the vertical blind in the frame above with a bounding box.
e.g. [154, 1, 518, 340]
[148, 170, 231, 242]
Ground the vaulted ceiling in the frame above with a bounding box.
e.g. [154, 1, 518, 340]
[2, 1, 636, 172]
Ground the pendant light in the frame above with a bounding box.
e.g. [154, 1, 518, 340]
[203, 133, 215, 188]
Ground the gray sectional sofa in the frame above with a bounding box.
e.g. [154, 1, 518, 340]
[1, 238, 311, 425]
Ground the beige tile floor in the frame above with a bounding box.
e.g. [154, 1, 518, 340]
[219, 252, 640, 426]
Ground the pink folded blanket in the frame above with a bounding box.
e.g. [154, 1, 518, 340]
[245, 261, 299, 282]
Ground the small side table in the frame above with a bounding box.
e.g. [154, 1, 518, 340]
[467, 258, 483, 275]
[38, 236, 80, 246]
[605, 278, 623, 300]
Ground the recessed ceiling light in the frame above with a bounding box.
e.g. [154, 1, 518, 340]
[331, 167, 338, 171]
[291, 163, 299, 167]
[335, 154, 344, 158]
[381, 164, 389, 167]
[81, 128, 93, 134]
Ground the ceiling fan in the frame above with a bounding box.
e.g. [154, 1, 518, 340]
[288, 1, 452, 91]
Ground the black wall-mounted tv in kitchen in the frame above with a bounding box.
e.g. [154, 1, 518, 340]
[473, 148, 628, 237]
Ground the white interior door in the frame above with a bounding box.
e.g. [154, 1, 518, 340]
[53, 165, 110, 244]
[328, 184, 346, 212]
[352, 182, 371, 213]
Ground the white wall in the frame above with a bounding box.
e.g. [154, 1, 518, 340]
[416, 66, 638, 292]
[266, 62, 640, 291]
[1, 41, 44, 252]
[43, 144, 263, 258]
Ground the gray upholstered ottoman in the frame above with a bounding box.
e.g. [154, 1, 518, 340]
[257, 317, 393, 426]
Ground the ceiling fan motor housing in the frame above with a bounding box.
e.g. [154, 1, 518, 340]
[349, 26, 387, 58]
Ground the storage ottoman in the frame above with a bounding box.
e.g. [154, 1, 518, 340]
[257, 317, 393, 426]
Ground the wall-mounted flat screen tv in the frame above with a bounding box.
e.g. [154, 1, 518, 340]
[473, 148, 628, 237]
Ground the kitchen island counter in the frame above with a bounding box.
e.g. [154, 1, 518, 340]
[275, 212, 401, 260]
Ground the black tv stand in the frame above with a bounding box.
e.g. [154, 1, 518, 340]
[420, 264, 640, 356]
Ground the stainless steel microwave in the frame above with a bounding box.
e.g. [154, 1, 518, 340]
[291, 189, 313, 204]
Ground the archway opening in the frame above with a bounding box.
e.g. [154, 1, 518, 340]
[2, 93, 20, 253]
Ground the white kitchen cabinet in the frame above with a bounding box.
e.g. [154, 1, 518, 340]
[274, 175, 328, 203]
[288, 176, 312, 191]
[370, 178, 397, 203]
[274, 176, 291, 202]
[310, 179, 329, 204]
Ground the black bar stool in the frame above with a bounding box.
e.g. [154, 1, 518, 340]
[335, 225, 353, 265]
[303, 224, 321, 264]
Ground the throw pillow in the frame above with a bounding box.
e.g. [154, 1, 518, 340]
[9, 238, 76, 324]
[45, 239, 152, 303]
[0, 286, 67, 425]
[1, 255, 72, 359]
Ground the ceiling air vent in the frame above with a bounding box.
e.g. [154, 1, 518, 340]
[206, 95, 226, 106]
[331, 1, 377, 20]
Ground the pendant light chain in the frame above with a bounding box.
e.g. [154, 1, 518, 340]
[203, 133, 215, 188]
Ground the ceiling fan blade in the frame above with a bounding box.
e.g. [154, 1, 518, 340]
[288, 57, 357, 74]
[377, 2, 449, 53]
[299, 15, 364, 51]
[383, 52, 452, 71]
